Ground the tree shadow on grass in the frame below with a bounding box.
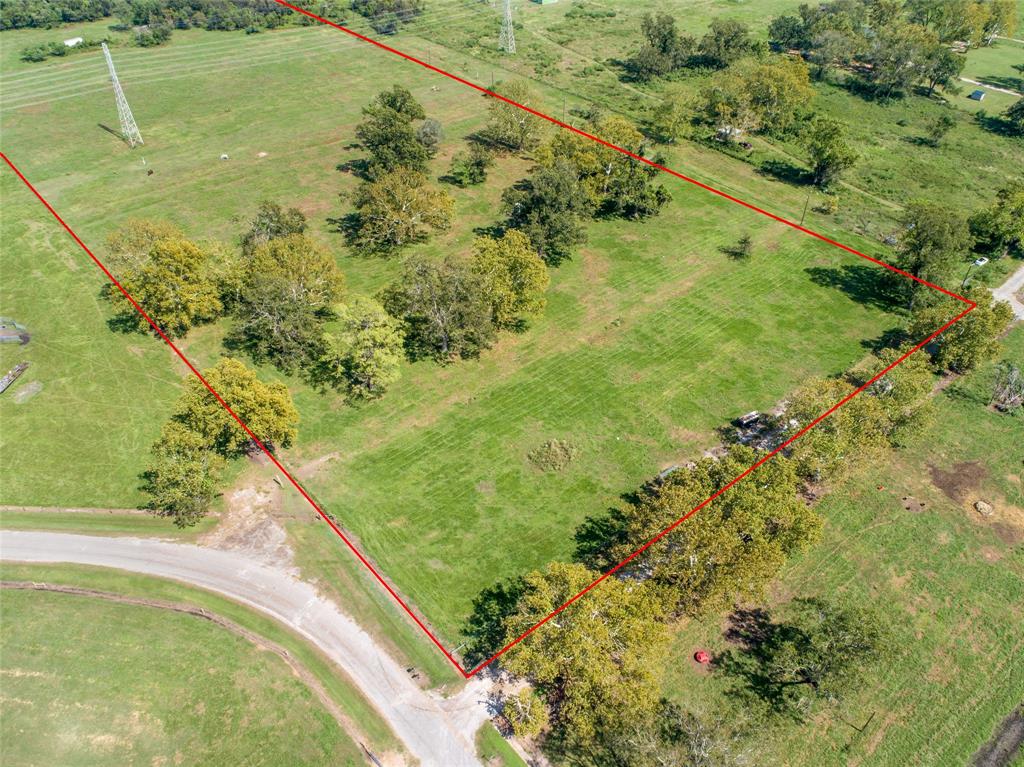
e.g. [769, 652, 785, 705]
[471, 222, 507, 239]
[460, 576, 527, 667]
[860, 326, 909, 353]
[327, 211, 361, 239]
[757, 159, 811, 187]
[805, 264, 902, 312]
[974, 111, 1022, 138]
[573, 505, 633, 571]
[714, 606, 807, 722]
[976, 74, 1024, 93]
[335, 158, 370, 177]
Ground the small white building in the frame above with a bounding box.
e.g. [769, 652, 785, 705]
[63, 37, 84, 47]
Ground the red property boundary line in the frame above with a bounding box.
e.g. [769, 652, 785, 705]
[0, 8, 976, 677]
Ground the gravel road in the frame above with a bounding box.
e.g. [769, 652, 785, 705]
[991, 264, 1024, 322]
[0, 530, 490, 767]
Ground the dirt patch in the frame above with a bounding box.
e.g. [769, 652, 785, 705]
[929, 462, 1024, 546]
[294, 452, 339, 481]
[200, 482, 294, 568]
[971, 704, 1024, 767]
[992, 519, 1024, 546]
[979, 546, 1005, 562]
[901, 495, 927, 513]
[930, 461, 988, 503]
[12, 380, 42, 403]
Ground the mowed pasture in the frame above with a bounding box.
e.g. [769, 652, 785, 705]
[663, 327, 1024, 767]
[3, 20, 900, 642]
[0, 585, 365, 766]
[954, 36, 1024, 115]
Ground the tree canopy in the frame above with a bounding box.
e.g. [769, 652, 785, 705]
[350, 0, 423, 34]
[698, 18, 761, 69]
[909, 289, 1014, 373]
[627, 12, 694, 80]
[861, 347, 936, 446]
[380, 255, 495, 361]
[783, 376, 891, 481]
[484, 80, 547, 152]
[501, 562, 671, 743]
[315, 295, 405, 398]
[108, 236, 223, 339]
[348, 168, 454, 254]
[503, 160, 592, 264]
[230, 234, 346, 372]
[609, 445, 822, 616]
[172, 357, 299, 457]
[701, 56, 814, 139]
[143, 421, 223, 528]
[355, 85, 431, 178]
[470, 229, 550, 329]
[970, 182, 1024, 258]
[892, 201, 973, 308]
[804, 115, 858, 188]
[536, 115, 671, 219]
[241, 200, 307, 255]
[105, 218, 184, 274]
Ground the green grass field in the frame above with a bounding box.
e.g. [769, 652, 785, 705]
[477, 721, 529, 767]
[956, 36, 1024, 116]
[0, 561, 402, 759]
[0, 177, 181, 507]
[0, 507, 218, 536]
[2, 6, 1022, 765]
[0, 581, 369, 765]
[662, 326, 1024, 767]
[2, 18, 903, 642]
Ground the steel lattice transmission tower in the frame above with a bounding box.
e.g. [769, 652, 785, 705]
[499, 0, 516, 54]
[101, 42, 144, 148]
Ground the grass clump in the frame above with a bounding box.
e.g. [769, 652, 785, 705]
[528, 439, 580, 472]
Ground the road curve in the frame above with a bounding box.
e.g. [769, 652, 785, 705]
[992, 264, 1024, 322]
[0, 530, 490, 767]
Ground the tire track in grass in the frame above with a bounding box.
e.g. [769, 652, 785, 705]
[0, 580, 374, 750]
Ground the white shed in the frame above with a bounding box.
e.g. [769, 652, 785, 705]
[63, 37, 84, 47]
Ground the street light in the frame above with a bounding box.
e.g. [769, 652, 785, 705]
[960, 257, 989, 290]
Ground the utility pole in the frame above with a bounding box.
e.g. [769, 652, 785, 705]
[499, 0, 516, 55]
[102, 42, 143, 148]
[960, 257, 988, 290]
[799, 185, 813, 226]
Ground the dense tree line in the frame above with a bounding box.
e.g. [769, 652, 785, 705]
[2, 0, 347, 32]
[626, 0, 1016, 201]
[767, 0, 1016, 99]
[350, 0, 423, 35]
[1, 0, 114, 30]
